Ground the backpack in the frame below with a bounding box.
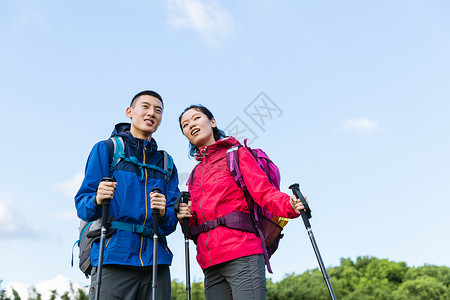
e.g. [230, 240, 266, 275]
[72, 136, 174, 277]
[189, 139, 288, 273]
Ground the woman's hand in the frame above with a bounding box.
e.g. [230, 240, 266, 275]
[290, 195, 306, 214]
[177, 201, 193, 219]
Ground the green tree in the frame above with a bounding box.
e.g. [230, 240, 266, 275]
[191, 281, 205, 300]
[171, 279, 186, 300]
[393, 275, 450, 300]
[49, 289, 57, 300]
[171, 279, 204, 300]
[11, 289, 20, 300]
[73, 288, 88, 300]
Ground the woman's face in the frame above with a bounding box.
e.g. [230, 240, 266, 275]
[180, 108, 217, 149]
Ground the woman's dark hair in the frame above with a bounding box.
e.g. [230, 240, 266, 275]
[179, 105, 226, 157]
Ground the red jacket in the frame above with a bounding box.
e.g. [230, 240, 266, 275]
[188, 137, 299, 269]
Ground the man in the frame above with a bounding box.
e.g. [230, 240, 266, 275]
[75, 90, 179, 299]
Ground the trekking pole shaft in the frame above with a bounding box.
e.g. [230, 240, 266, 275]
[306, 228, 336, 300]
[95, 177, 115, 300]
[96, 201, 111, 300]
[95, 227, 106, 300]
[300, 210, 311, 229]
[152, 228, 158, 299]
[289, 183, 336, 300]
[151, 188, 162, 300]
[183, 219, 191, 300]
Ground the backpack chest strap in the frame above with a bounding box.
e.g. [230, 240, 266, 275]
[109, 136, 173, 182]
[190, 211, 255, 236]
[119, 155, 170, 181]
[109, 221, 167, 245]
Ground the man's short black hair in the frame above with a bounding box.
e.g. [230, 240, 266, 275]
[130, 90, 164, 108]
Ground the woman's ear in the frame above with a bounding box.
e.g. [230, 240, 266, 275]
[211, 118, 217, 128]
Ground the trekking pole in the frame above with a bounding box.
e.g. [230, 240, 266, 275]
[95, 177, 116, 300]
[175, 192, 191, 300]
[289, 183, 337, 300]
[151, 187, 162, 300]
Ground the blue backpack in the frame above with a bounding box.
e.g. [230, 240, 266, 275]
[72, 136, 173, 277]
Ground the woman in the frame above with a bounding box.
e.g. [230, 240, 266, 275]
[177, 105, 305, 300]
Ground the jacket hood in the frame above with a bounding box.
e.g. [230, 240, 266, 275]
[195, 136, 240, 161]
[110, 122, 158, 150]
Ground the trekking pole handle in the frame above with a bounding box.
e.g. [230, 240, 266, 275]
[100, 177, 116, 226]
[151, 187, 162, 229]
[175, 192, 191, 239]
[289, 183, 312, 229]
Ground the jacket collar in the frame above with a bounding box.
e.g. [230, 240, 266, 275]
[195, 136, 240, 161]
[110, 122, 158, 151]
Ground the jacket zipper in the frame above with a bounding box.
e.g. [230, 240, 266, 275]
[140, 146, 148, 266]
[199, 157, 213, 266]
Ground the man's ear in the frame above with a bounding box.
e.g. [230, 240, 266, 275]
[126, 107, 132, 119]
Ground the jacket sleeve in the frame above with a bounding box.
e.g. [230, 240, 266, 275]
[238, 147, 299, 219]
[158, 164, 180, 236]
[74, 141, 111, 222]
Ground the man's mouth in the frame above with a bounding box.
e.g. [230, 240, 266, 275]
[145, 119, 155, 126]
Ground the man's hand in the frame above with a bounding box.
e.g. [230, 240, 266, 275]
[150, 191, 167, 217]
[95, 181, 117, 206]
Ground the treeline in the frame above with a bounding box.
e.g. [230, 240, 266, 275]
[2, 256, 450, 299]
[263, 256, 450, 300]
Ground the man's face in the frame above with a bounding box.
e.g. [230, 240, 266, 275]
[126, 95, 163, 140]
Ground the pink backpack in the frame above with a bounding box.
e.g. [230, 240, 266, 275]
[189, 139, 287, 273]
[226, 139, 287, 273]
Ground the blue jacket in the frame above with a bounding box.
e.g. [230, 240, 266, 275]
[75, 123, 180, 267]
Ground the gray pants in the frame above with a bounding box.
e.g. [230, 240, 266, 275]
[89, 265, 171, 300]
[203, 254, 266, 300]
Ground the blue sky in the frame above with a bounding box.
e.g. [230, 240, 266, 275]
[1, 0, 449, 297]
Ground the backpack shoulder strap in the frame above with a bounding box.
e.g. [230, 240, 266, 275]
[227, 145, 246, 191]
[226, 144, 259, 222]
[158, 150, 174, 183]
[109, 136, 125, 175]
[186, 162, 201, 190]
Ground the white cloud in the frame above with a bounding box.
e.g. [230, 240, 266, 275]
[0, 192, 40, 239]
[166, 0, 233, 46]
[339, 118, 379, 135]
[56, 172, 84, 198]
[0, 193, 20, 232]
[6, 275, 87, 300]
